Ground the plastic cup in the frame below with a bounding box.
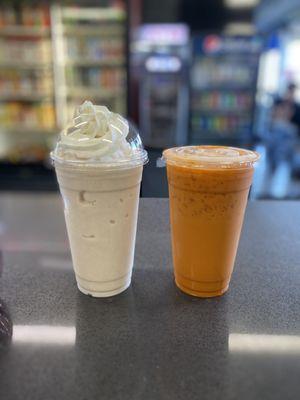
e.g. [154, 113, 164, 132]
[52, 127, 148, 297]
[163, 145, 259, 298]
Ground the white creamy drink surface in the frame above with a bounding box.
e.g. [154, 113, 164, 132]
[52, 101, 147, 297]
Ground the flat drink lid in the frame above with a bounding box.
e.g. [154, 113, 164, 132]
[163, 146, 260, 169]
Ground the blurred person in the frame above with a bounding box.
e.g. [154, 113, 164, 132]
[265, 98, 297, 198]
[282, 82, 300, 135]
[268, 99, 297, 165]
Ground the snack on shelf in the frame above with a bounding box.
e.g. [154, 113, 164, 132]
[0, 7, 16, 27]
[0, 38, 52, 64]
[66, 66, 125, 91]
[38, 103, 56, 128]
[0, 102, 56, 130]
[0, 5, 50, 28]
[191, 58, 253, 89]
[21, 5, 50, 27]
[191, 114, 251, 137]
[7, 144, 49, 164]
[66, 36, 124, 61]
[192, 91, 252, 112]
[0, 69, 53, 96]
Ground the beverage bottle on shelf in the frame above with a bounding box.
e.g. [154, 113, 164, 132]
[200, 116, 205, 131]
[200, 93, 206, 108]
[41, 5, 51, 27]
[212, 92, 218, 109]
[3, 7, 16, 26]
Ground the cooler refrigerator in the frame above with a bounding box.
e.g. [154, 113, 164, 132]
[136, 24, 190, 196]
[190, 35, 262, 146]
[0, 2, 128, 191]
[138, 24, 190, 149]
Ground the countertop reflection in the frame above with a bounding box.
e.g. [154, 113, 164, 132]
[0, 194, 299, 400]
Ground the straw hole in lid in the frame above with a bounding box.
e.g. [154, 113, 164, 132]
[82, 234, 95, 239]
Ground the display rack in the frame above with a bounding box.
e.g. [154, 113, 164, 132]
[0, 4, 56, 163]
[190, 35, 262, 146]
[51, 5, 127, 128]
[0, 3, 128, 165]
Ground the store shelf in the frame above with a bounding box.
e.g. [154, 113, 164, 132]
[191, 109, 251, 115]
[51, 4, 127, 128]
[0, 5, 57, 165]
[0, 61, 52, 69]
[62, 7, 125, 21]
[0, 25, 50, 37]
[189, 134, 248, 145]
[63, 25, 125, 37]
[65, 58, 125, 67]
[67, 86, 123, 98]
[192, 86, 253, 92]
[190, 129, 250, 138]
[0, 92, 53, 101]
[190, 59, 256, 144]
[190, 128, 249, 136]
[0, 126, 57, 135]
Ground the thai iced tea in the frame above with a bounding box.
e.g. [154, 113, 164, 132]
[163, 146, 259, 298]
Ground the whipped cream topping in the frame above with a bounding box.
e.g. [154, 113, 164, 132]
[54, 101, 134, 162]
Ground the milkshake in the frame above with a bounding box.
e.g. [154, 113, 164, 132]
[163, 146, 259, 298]
[51, 101, 148, 297]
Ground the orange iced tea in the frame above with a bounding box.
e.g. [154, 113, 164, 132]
[163, 146, 259, 298]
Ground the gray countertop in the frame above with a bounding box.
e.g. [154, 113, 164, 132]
[0, 194, 299, 400]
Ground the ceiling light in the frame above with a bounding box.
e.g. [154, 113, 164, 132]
[224, 23, 255, 35]
[224, 0, 259, 8]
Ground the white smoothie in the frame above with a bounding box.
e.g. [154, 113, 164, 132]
[52, 101, 148, 297]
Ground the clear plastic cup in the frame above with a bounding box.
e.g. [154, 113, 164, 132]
[163, 145, 260, 298]
[52, 125, 148, 297]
